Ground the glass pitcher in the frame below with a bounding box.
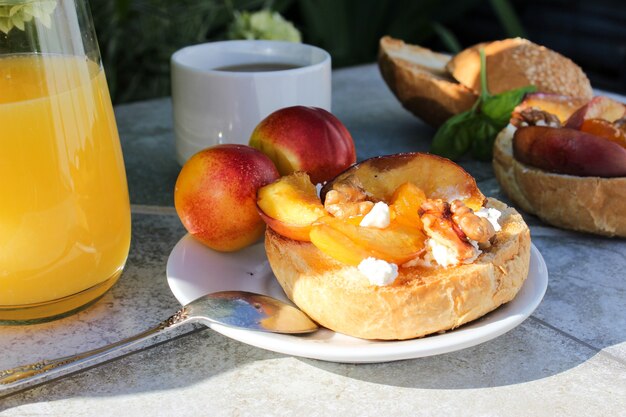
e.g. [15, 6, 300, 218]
[0, 0, 131, 323]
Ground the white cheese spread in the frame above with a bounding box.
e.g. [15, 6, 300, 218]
[475, 207, 502, 232]
[359, 201, 390, 228]
[358, 257, 398, 286]
[428, 238, 480, 268]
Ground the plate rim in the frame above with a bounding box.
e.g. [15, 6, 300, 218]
[166, 235, 548, 363]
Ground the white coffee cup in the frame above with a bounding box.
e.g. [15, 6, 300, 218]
[171, 40, 332, 165]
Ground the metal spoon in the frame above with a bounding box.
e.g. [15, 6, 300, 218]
[0, 291, 318, 392]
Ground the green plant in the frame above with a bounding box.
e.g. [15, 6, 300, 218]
[89, 0, 525, 103]
[90, 0, 293, 103]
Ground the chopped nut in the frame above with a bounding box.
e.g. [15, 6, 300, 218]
[419, 199, 477, 262]
[450, 200, 496, 244]
[324, 179, 375, 219]
[511, 108, 561, 128]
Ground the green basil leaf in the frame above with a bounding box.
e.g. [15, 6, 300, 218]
[430, 110, 476, 160]
[469, 116, 501, 161]
[481, 85, 536, 125]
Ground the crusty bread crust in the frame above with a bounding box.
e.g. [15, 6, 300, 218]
[493, 127, 626, 237]
[378, 36, 477, 127]
[265, 199, 530, 340]
[447, 38, 593, 100]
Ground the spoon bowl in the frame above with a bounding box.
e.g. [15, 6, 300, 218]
[187, 291, 318, 334]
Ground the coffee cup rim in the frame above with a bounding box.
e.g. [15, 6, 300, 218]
[171, 40, 331, 76]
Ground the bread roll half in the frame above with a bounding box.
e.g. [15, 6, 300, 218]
[378, 36, 477, 127]
[265, 199, 531, 340]
[447, 38, 593, 100]
[493, 126, 626, 237]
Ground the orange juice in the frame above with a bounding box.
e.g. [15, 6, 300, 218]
[0, 54, 131, 321]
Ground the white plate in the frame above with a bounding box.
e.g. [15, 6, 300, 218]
[167, 235, 548, 363]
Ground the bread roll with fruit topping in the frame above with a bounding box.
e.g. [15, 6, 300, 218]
[259, 153, 531, 340]
[493, 95, 626, 237]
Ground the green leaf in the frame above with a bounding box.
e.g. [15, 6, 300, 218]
[11, 12, 24, 29]
[489, 0, 527, 38]
[0, 15, 13, 33]
[468, 116, 501, 161]
[431, 49, 534, 161]
[9, 4, 23, 16]
[431, 22, 461, 53]
[481, 85, 536, 125]
[430, 110, 476, 160]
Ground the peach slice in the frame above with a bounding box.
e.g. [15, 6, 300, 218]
[257, 172, 326, 241]
[321, 153, 485, 211]
[310, 216, 427, 266]
[513, 126, 626, 177]
[565, 96, 626, 129]
[515, 93, 587, 123]
[389, 182, 426, 228]
[580, 119, 626, 149]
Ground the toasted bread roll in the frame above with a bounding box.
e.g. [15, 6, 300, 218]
[265, 199, 531, 340]
[447, 38, 593, 100]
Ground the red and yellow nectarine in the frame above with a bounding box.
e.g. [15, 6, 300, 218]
[249, 106, 356, 184]
[175, 144, 279, 251]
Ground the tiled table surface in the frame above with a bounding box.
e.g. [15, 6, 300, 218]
[1, 64, 625, 416]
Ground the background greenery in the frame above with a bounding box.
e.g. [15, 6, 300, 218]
[90, 0, 525, 103]
[89, 0, 626, 104]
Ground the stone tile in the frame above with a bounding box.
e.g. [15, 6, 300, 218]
[115, 99, 180, 207]
[2, 317, 624, 416]
[530, 229, 626, 360]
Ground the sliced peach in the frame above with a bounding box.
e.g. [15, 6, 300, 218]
[513, 126, 626, 177]
[321, 153, 485, 211]
[309, 223, 374, 266]
[257, 209, 313, 242]
[389, 182, 426, 228]
[257, 172, 326, 241]
[565, 96, 626, 129]
[516, 93, 587, 123]
[580, 119, 626, 149]
[310, 216, 426, 266]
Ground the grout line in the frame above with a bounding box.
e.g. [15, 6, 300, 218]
[529, 316, 626, 367]
[131, 204, 177, 216]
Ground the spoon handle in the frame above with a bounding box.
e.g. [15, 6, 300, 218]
[0, 308, 191, 393]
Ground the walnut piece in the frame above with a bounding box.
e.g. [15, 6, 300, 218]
[511, 108, 561, 128]
[419, 199, 477, 262]
[324, 179, 374, 219]
[450, 200, 495, 244]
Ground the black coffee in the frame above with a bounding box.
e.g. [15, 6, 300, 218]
[213, 63, 301, 72]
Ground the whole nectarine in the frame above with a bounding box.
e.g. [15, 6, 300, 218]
[175, 144, 279, 251]
[249, 106, 356, 184]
